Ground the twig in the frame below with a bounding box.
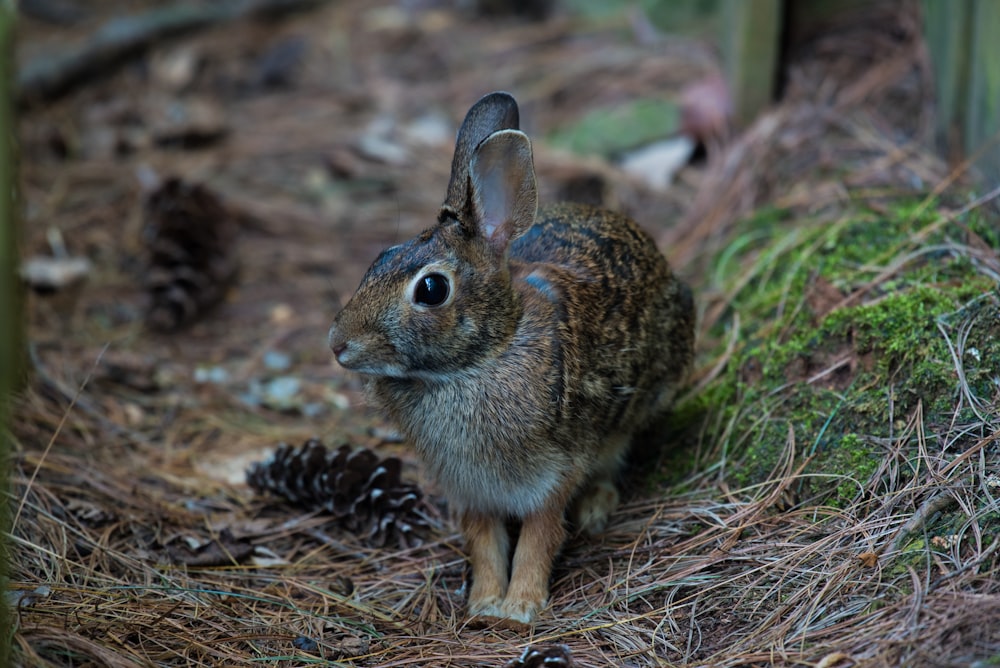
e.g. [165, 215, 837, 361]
[929, 532, 1000, 589]
[17, 0, 329, 104]
[888, 491, 957, 556]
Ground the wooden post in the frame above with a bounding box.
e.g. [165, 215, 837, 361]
[923, 0, 973, 162]
[966, 0, 1000, 187]
[923, 0, 1000, 188]
[0, 0, 17, 663]
[721, 0, 783, 126]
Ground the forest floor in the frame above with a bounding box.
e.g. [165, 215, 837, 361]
[9, 0, 1000, 666]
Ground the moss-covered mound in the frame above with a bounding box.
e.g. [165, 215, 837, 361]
[684, 197, 1000, 510]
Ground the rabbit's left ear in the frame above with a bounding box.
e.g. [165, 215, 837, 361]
[469, 129, 538, 253]
[443, 92, 520, 215]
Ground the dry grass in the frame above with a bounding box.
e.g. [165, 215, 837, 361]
[9, 0, 1000, 665]
[11, 379, 1000, 665]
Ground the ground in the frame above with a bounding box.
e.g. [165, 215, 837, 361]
[8, 0, 1000, 666]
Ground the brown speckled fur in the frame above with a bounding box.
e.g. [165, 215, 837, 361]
[328, 92, 695, 627]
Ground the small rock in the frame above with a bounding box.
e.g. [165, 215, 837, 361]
[403, 112, 452, 147]
[270, 303, 295, 323]
[147, 95, 228, 148]
[150, 46, 201, 92]
[356, 116, 408, 165]
[194, 365, 230, 385]
[6, 585, 52, 608]
[20, 255, 91, 292]
[293, 635, 319, 652]
[252, 36, 308, 89]
[263, 350, 292, 371]
[253, 376, 303, 411]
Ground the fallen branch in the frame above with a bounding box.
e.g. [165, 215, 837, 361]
[888, 490, 958, 556]
[18, 0, 328, 104]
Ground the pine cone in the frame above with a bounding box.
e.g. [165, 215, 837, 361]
[246, 439, 427, 548]
[142, 177, 238, 331]
[504, 644, 575, 668]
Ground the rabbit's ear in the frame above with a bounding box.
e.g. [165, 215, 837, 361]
[443, 92, 520, 213]
[469, 129, 538, 252]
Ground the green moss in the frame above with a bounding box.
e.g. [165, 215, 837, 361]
[641, 391, 717, 490]
[547, 98, 681, 157]
[815, 432, 878, 504]
[690, 200, 1000, 505]
[966, 211, 1000, 248]
[887, 538, 931, 579]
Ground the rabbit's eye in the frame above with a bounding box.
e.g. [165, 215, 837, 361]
[414, 273, 450, 307]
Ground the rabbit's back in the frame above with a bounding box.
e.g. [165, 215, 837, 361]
[511, 202, 694, 437]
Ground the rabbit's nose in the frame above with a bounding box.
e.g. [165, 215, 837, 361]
[330, 340, 347, 358]
[328, 325, 348, 357]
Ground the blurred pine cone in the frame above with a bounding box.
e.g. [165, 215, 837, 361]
[142, 177, 238, 331]
[246, 439, 427, 548]
[504, 644, 575, 668]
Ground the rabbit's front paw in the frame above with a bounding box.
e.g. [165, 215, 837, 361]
[498, 594, 545, 625]
[468, 595, 504, 620]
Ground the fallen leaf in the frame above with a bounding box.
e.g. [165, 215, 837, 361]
[166, 529, 254, 567]
[816, 651, 855, 668]
[620, 136, 696, 190]
[334, 634, 371, 659]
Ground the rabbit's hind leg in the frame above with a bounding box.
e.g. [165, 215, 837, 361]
[571, 477, 620, 535]
[570, 432, 630, 535]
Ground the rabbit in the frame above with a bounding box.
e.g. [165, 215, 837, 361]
[328, 92, 695, 626]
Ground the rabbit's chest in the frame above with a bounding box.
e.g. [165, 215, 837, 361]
[370, 371, 569, 517]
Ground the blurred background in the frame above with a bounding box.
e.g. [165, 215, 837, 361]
[16, 0, 986, 375]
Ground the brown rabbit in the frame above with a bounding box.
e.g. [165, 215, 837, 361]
[329, 92, 694, 626]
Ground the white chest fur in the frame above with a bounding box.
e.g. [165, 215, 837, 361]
[370, 361, 570, 518]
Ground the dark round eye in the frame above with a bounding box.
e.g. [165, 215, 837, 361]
[414, 273, 450, 306]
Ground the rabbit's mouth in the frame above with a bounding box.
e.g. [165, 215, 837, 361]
[329, 340, 412, 380]
[330, 341, 406, 378]
[336, 356, 409, 379]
